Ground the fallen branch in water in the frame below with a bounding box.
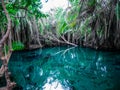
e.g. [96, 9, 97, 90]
[53, 46, 76, 55]
[42, 32, 78, 47]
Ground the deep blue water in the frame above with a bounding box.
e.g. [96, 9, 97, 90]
[7, 46, 120, 90]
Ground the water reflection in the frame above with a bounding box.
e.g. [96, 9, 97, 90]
[43, 77, 66, 90]
[7, 47, 120, 90]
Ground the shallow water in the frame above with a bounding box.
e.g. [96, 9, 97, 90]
[7, 46, 120, 90]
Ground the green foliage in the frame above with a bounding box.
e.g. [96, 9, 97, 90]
[87, 27, 92, 34]
[81, 17, 91, 35]
[69, 0, 80, 5]
[97, 28, 103, 38]
[58, 21, 68, 34]
[0, 0, 119, 48]
[0, 0, 47, 33]
[12, 41, 24, 51]
[55, 8, 69, 34]
[115, 2, 120, 20]
[55, 5, 79, 35]
[0, 5, 7, 30]
[8, 0, 47, 18]
[87, 0, 96, 7]
[66, 10, 78, 28]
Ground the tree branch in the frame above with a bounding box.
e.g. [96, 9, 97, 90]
[0, 0, 11, 45]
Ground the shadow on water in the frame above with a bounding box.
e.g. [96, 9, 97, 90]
[1, 46, 119, 90]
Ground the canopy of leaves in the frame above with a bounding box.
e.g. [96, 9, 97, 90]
[0, 0, 47, 31]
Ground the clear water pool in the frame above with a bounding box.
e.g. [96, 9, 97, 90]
[8, 46, 120, 90]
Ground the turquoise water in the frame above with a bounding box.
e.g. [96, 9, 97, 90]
[8, 46, 120, 90]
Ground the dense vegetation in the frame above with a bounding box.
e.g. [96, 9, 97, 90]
[0, 0, 120, 51]
[0, 0, 120, 89]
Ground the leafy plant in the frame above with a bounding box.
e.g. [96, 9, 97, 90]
[87, 0, 96, 7]
[55, 8, 69, 34]
[12, 41, 24, 51]
[81, 17, 91, 35]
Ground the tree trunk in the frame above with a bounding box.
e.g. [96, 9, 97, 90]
[0, 0, 16, 89]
